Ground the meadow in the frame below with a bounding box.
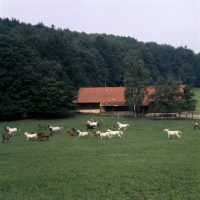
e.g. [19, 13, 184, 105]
[1, 114, 200, 200]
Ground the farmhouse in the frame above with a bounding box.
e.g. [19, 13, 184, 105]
[74, 87, 157, 115]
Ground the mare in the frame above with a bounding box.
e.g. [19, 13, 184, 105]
[106, 129, 122, 138]
[24, 132, 38, 142]
[37, 132, 52, 141]
[48, 126, 63, 133]
[163, 128, 182, 139]
[117, 122, 129, 131]
[86, 121, 100, 127]
[97, 131, 111, 140]
[76, 130, 91, 139]
[5, 127, 20, 136]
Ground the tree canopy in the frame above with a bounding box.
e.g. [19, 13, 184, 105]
[149, 75, 197, 117]
[0, 18, 199, 119]
[123, 50, 150, 118]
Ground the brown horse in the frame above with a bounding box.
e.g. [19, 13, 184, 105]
[67, 130, 76, 137]
[37, 124, 47, 131]
[93, 131, 100, 138]
[37, 132, 52, 141]
[105, 125, 115, 130]
[2, 135, 10, 143]
[71, 128, 79, 135]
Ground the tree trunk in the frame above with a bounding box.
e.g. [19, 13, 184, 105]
[142, 107, 144, 118]
[133, 104, 137, 119]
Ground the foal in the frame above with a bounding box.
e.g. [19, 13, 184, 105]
[67, 130, 76, 137]
[37, 124, 47, 131]
[2, 135, 10, 143]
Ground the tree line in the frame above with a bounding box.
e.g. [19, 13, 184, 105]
[0, 18, 199, 119]
[123, 50, 197, 119]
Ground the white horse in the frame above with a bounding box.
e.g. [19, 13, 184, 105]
[117, 122, 129, 131]
[163, 128, 182, 139]
[96, 131, 111, 140]
[86, 121, 99, 127]
[48, 126, 63, 133]
[5, 127, 20, 136]
[24, 132, 38, 142]
[76, 130, 91, 139]
[106, 129, 122, 138]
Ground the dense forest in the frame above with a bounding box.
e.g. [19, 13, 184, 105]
[0, 18, 199, 119]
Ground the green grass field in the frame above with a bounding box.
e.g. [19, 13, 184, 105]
[1, 114, 200, 200]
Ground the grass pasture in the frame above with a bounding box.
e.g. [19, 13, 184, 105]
[1, 114, 200, 200]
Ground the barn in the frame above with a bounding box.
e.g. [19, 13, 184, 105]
[73, 87, 157, 115]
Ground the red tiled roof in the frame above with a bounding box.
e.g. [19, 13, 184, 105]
[74, 86, 185, 107]
[74, 87, 126, 106]
[74, 87, 152, 106]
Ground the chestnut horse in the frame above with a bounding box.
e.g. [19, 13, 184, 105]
[67, 130, 76, 137]
[37, 132, 52, 141]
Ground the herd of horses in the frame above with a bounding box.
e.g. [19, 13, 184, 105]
[2, 119, 130, 143]
[2, 125, 62, 143]
[67, 119, 130, 139]
[2, 117, 183, 143]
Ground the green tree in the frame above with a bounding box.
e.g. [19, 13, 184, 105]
[123, 50, 150, 119]
[177, 85, 197, 117]
[162, 75, 183, 115]
[33, 78, 77, 114]
[149, 75, 197, 118]
[0, 35, 41, 118]
[148, 76, 167, 116]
